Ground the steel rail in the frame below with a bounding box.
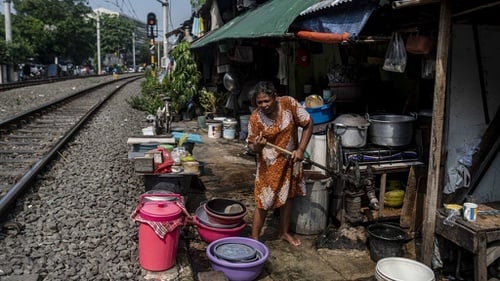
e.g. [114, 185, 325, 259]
[0, 74, 103, 92]
[0, 74, 142, 127]
[0, 76, 142, 217]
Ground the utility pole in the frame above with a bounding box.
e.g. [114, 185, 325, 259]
[132, 32, 136, 71]
[96, 10, 102, 75]
[157, 0, 168, 69]
[3, 0, 12, 83]
[157, 40, 161, 69]
[4, 0, 12, 42]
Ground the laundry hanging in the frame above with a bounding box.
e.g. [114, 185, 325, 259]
[192, 17, 200, 38]
[276, 42, 289, 85]
[210, 0, 224, 30]
[199, 16, 205, 35]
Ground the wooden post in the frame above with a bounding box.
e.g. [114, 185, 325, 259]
[400, 166, 417, 235]
[421, 0, 452, 266]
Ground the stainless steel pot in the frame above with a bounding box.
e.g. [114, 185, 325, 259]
[333, 114, 370, 148]
[367, 113, 417, 147]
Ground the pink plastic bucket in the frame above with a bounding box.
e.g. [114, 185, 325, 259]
[137, 193, 184, 271]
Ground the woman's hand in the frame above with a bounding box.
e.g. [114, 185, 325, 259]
[292, 148, 305, 162]
[251, 132, 267, 153]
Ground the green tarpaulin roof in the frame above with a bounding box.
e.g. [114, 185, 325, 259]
[190, 0, 318, 49]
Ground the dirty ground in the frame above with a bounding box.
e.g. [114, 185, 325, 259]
[150, 119, 426, 281]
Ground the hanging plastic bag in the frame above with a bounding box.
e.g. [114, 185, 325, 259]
[383, 32, 407, 73]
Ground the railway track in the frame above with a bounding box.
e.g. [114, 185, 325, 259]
[0, 75, 142, 217]
[0, 74, 104, 92]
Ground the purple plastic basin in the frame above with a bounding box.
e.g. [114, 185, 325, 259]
[206, 237, 269, 281]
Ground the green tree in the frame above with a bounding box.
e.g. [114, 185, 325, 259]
[11, 0, 95, 64]
[0, 40, 34, 65]
[0, 12, 34, 65]
[163, 41, 201, 113]
[99, 14, 136, 56]
[190, 0, 206, 12]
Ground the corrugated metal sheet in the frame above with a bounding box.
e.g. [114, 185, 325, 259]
[300, 0, 353, 16]
[190, 0, 318, 48]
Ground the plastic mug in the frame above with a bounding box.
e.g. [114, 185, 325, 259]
[322, 89, 332, 101]
[463, 202, 478, 222]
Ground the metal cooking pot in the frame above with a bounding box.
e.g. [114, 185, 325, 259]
[333, 114, 370, 148]
[367, 113, 417, 147]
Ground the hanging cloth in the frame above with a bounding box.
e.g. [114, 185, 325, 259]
[276, 42, 288, 85]
[211, 0, 223, 30]
[192, 17, 200, 38]
[199, 16, 205, 35]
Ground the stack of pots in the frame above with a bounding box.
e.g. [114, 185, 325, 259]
[194, 198, 247, 243]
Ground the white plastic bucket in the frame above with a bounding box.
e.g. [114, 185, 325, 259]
[239, 115, 251, 133]
[223, 118, 238, 139]
[299, 129, 327, 174]
[223, 128, 236, 139]
[375, 257, 435, 281]
[207, 121, 222, 139]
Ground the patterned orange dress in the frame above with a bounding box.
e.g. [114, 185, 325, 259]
[246, 96, 311, 210]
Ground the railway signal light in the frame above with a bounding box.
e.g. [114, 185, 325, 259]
[147, 13, 157, 26]
[147, 12, 158, 38]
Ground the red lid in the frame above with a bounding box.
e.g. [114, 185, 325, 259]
[139, 201, 183, 222]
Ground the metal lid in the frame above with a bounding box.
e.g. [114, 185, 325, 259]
[333, 114, 370, 127]
[223, 118, 237, 123]
[142, 190, 177, 202]
[213, 242, 257, 262]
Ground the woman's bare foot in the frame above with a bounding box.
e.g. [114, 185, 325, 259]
[279, 233, 301, 247]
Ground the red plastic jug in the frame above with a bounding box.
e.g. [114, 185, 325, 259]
[136, 193, 184, 271]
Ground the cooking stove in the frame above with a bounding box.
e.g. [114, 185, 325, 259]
[342, 145, 419, 166]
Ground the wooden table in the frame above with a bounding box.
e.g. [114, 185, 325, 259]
[435, 202, 500, 281]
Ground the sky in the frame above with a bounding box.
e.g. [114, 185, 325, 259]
[87, 0, 193, 38]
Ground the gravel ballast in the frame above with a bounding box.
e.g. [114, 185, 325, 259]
[0, 77, 191, 280]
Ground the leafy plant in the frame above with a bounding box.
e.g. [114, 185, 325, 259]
[199, 88, 228, 116]
[127, 69, 164, 114]
[199, 88, 217, 114]
[162, 41, 201, 113]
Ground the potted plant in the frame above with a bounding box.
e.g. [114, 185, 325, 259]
[199, 87, 230, 119]
[162, 41, 201, 120]
[199, 88, 217, 118]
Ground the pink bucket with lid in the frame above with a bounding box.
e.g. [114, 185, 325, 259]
[133, 193, 186, 271]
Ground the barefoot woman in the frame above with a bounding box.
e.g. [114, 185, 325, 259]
[246, 81, 313, 247]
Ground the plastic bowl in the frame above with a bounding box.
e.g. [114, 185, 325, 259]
[206, 198, 247, 216]
[204, 203, 247, 226]
[206, 237, 269, 281]
[194, 216, 246, 243]
[376, 257, 435, 281]
[195, 205, 241, 229]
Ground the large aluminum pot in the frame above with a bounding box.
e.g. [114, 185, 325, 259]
[367, 113, 417, 147]
[333, 114, 370, 148]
